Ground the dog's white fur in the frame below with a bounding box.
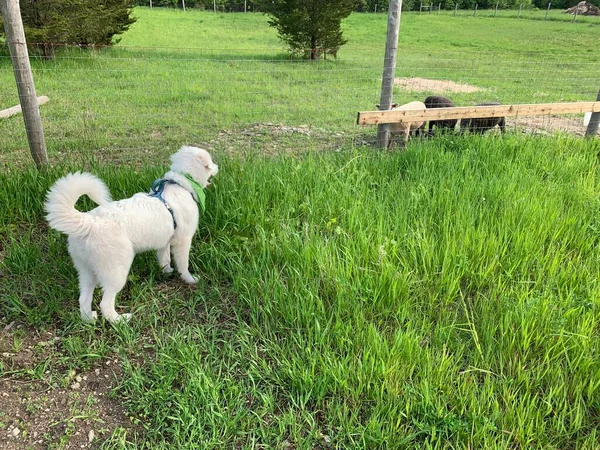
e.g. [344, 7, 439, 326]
[45, 146, 218, 323]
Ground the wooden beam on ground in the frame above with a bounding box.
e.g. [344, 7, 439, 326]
[357, 101, 600, 126]
[0, 96, 49, 119]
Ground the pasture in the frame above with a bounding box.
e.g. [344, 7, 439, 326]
[1, 8, 600, 449]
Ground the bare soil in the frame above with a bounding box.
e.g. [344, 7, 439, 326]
[0, 324, 139, 449]
[394, 77, 482, 93]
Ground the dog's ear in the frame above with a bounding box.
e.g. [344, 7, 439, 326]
[197, 151, 212, 169]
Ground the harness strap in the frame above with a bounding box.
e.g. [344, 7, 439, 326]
[149, 179, 177, 229]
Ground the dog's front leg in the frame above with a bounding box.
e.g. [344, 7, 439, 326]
[157, 244, 173, 274]
[172, 238, 198, 284]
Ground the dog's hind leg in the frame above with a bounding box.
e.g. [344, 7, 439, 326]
[98, 254, 134, 323]
[78, 269, 98, 323]
[157, 244, 173, 274]
[172, 238, 197, 284]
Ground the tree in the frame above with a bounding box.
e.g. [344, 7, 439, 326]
[257, 0, 354, 60]
[0, 0, 136, 59]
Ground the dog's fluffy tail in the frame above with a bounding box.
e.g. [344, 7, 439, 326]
[45, 172, 112, 237]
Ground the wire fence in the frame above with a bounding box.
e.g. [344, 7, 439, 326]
[1, 26, 599, 167]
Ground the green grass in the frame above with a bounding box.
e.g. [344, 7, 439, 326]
[2, 7, 600, 449]
[1, 9, 599, 166]
[2, 135, 600, 447]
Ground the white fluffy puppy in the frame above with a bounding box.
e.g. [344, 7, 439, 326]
[45, 146, 218, 323]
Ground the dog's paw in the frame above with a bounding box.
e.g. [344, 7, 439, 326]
[181, 273, 199, 284]
[107, 313, 132, 324]
[162, 265, 174, 274]
[120, 313, 133, 323]
[81, 311, 98, 323]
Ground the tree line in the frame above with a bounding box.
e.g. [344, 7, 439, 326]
[133, 0, 598, 11]
[1, 0, 595, 63]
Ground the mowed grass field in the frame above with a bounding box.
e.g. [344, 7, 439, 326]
[2, 8, 600, 449]
[1, 8, 599, 164]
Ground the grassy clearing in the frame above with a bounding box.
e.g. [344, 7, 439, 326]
[2, 7, 600, 448]
[1, 9, 599, 166]
[3, 135, 600, 447]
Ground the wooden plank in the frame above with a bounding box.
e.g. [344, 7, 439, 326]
[0, 95, 49, 119]
[357, 102, 600, 126]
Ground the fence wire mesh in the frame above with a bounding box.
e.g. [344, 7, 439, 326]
[1, 34, 599, 167]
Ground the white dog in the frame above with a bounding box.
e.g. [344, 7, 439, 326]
[45, 146, 219, 323]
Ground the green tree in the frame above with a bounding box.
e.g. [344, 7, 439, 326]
[0, 0, 136, 59]
[257, 0, 354, 60]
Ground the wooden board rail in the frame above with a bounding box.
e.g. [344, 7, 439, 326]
[0, 96, 49, 119]
[357, 101, 600, 126]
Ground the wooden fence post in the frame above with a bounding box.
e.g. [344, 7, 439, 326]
[585, 90, 600, 138]
[377, 0, 402, 149]
[545, 2, 551, 19]
[0, 0, 48, 170]
[474, 3, 478, 16]
[494, 2, 498, 16]
[454, 2, 458, 15]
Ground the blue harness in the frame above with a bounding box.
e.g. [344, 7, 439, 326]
[148, 179, 178, 229]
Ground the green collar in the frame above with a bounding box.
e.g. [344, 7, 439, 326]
[183, 173, 206, 212]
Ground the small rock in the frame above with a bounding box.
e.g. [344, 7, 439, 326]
[71, 382, 81, 390]
[75, 375, 82, 383]
[105, 361, 111, 366]
[94, 369, 100, 376]
[1, 392, 8, 397]
[88, 430, 95, 443]
[11, 427, 20, 437]
[33, 431, 38, 438]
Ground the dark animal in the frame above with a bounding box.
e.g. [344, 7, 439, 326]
[424, 95, 457, 134]
[460, 102, 506, 134]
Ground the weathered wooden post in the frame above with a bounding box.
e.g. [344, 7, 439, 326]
[544, 2, 551, 19]
[585, 90, 600, 138]
[454, 2, 458, 15]
[377, 0, 402, 149]
[438, 3, 441, 14]
[494, 2, 499, 16]
[149, 0, 152, 8]
[182, 0, 186, 11]
[572, 3, 578, 21]
[0, 0, 48, 170]
[518, 4, 522, 17]
[474, 3, 478, 16]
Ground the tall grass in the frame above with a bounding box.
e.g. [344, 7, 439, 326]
[2, 135, 600, 447]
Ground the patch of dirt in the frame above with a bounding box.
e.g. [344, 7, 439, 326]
[394, 77, 482, 93]
[0, 324, 139, 449]
[210, 122, 347, 156]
